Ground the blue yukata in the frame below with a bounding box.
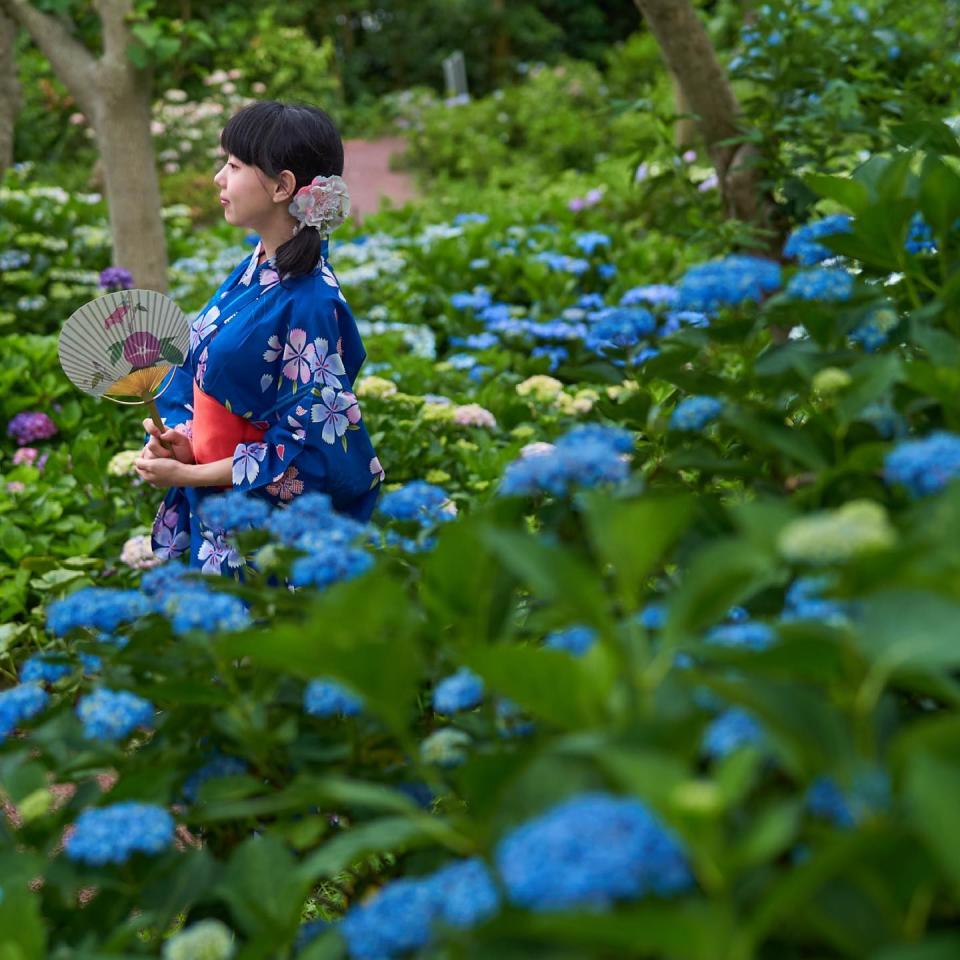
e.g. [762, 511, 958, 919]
[151, 240, 384, 575]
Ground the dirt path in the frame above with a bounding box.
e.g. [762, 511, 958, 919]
[343, 137, 419, 222]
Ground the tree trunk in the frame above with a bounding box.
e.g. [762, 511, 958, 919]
[0, 9, 20, 176]
[669, 71, 697, 151]
[633, 0, 782, 246]
[92, 65, 169, 292]
[0, 0, 169, 291]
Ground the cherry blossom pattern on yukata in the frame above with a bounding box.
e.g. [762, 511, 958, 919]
[197, 528, 242, 575]
[152, 502, 190, 560]
[266, 465, 305, 501]
[282, 328, 317, 385]
[319, 262, 347, 303]
[233, 442, 268, 486]
[311, 388, 362, 448]
[190, 306, 219, 352]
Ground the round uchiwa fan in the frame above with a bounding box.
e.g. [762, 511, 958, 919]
[58, 289, 189, 437]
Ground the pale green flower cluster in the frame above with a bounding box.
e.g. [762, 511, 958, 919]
[163, 920, 234, 960]
[778, 500, 896, 565]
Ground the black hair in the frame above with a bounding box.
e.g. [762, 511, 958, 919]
[220, 100, 344, 279]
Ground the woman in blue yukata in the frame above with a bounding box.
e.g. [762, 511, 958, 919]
[135, 100, 385, 575]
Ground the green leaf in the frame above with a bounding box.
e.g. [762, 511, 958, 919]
[873, 936, 960, 960]
[0, 524, 28, 562]
[904, 752, 960, 887]
[580, 493, 694, 611]
[0, 887, 45, 960]
[806, 172, 870, 215]
[665, 538, 779, 643]
[463, 644, 614, 729]
[298, 815, 464, 883]
[724, 408, 827, 471]
[482, 528, 613, 629]
[159, 343, 184, 365]
[890, 120, 960, 158]
[216, 834, 309, 939]
[834, 354, 903, 426]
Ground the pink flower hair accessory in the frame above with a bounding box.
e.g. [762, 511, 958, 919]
[289, 174, 350, 238]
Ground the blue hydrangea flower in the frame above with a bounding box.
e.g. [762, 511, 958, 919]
[806, 777, 855, 828]
[182, 754, 249, 803]
[781, 576, 848, 625]
[46, 587, 152, 637]
[290, 544, 374, 590]
[265, 493, 367, 550]
[905, 212, 936, 255]
[534, 251, 590, 275]
[785, 267, 853, 302]
[451, 331, 499, 351]
[574, 232, 611, 255]
[500, 424, 633, 498]
[198, 491, 271, 531]
[495, 698, 536, 738]
[578, 292, 606, 310]
[495, 793, 693, 910]
[702, 708, 764, 759]
[598, 263, 617, 280]
[451, 290, 492, 311]
[544, 625, 597, 656]
[425, 857, 500, 928]
[0, 683, 49, 743]
[669, 396, 724, 432]
[677, 255, 781, 311]
[77, 688, 154, 740]
[139, 563, 192, 596]
[453, 213, 489, 226]
[637, 603, 665, 630]
[340, 877, 437, 959]
[706, 621, 775, 651]
[783, 215, 853, 265]
[20, 653, 72, 684]
[166, 591, 251, 635]
[304, 679, 363, 717]
[585, 307, 656, 351]
[379, 482, 454, 527]
[445, 352, 478, 371]
[621, 284, 680, 308]
[64, 802, 175, 865]
[884, 432, 960, 497]
[531, 345, 568, 371]
[434, 667, 484, 714]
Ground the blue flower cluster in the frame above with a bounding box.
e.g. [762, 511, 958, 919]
[20, 653, 72, 684]
[531, 344, 568, 371]
[379, 481, 455, 528]
[702, 708, 764, 759]
[266, 492, 368, 551]
[574, 231, 611, 255]
[0, 249, 30, 271]
[785, 267, 853, 302]
[433, 667, 485, 714]
[182, 754, 249, 803]
[806, 776, 855, 828]
[46, 587, 152, 636]
[905, 212, 936, 255]
[781, 576, 848, 625]
[290, 544, 374, 590]
[637, 603, 665, 630]
[340, 857, 499, 959]
[64, 802, 175, 865]
[453, 213, 489, 226]
[585, 307, 656, 352]
[450, 289, 492, 311]
[198, 490, 271, 532]
[544, 625, 597, 656]
[0, 683, 48, 743]
[161, 589, 251, 636]
[783, 215, 853, 265]
[77, 687, 154, 740]
[534, 251, 589, 275]
[884, 431, 960, 497]
[669, 396, 724, 432]
[620, 284, 679, 307]
[495, 792, 692, 910]
[500, 424, 633, 497]
[304, 678, 364, 717]
[706, 621, 776, 651]
[677, 255, 781, 312]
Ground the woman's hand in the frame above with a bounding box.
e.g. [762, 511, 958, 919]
[142, 418, 194, 464]
[135, 454, 191, 489]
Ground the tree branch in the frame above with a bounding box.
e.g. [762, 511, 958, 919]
[0, 0, 98, 117]
[93, 0, 134, 66]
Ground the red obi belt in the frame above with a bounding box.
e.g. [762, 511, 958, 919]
[192, 382, 265, 467]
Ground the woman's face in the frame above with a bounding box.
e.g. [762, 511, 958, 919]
[213, 155, 277, 230]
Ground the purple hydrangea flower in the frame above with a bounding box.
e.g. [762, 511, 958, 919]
[98, 266, 134, 290]
[7, 411, 57, 446]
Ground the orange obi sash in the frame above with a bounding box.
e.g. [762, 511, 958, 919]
[192, 382, 266, 466]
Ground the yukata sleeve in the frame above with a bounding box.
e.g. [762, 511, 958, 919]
[230, 295, 383, 513]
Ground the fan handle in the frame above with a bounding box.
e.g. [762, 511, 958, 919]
[145, 396, 173, 451]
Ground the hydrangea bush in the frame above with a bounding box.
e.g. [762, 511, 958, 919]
[5, 54, 960, 960]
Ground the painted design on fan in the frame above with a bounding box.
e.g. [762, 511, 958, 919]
[108, 329, 184, 369]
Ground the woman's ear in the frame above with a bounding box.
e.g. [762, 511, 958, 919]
[274, 170, 297, 204]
